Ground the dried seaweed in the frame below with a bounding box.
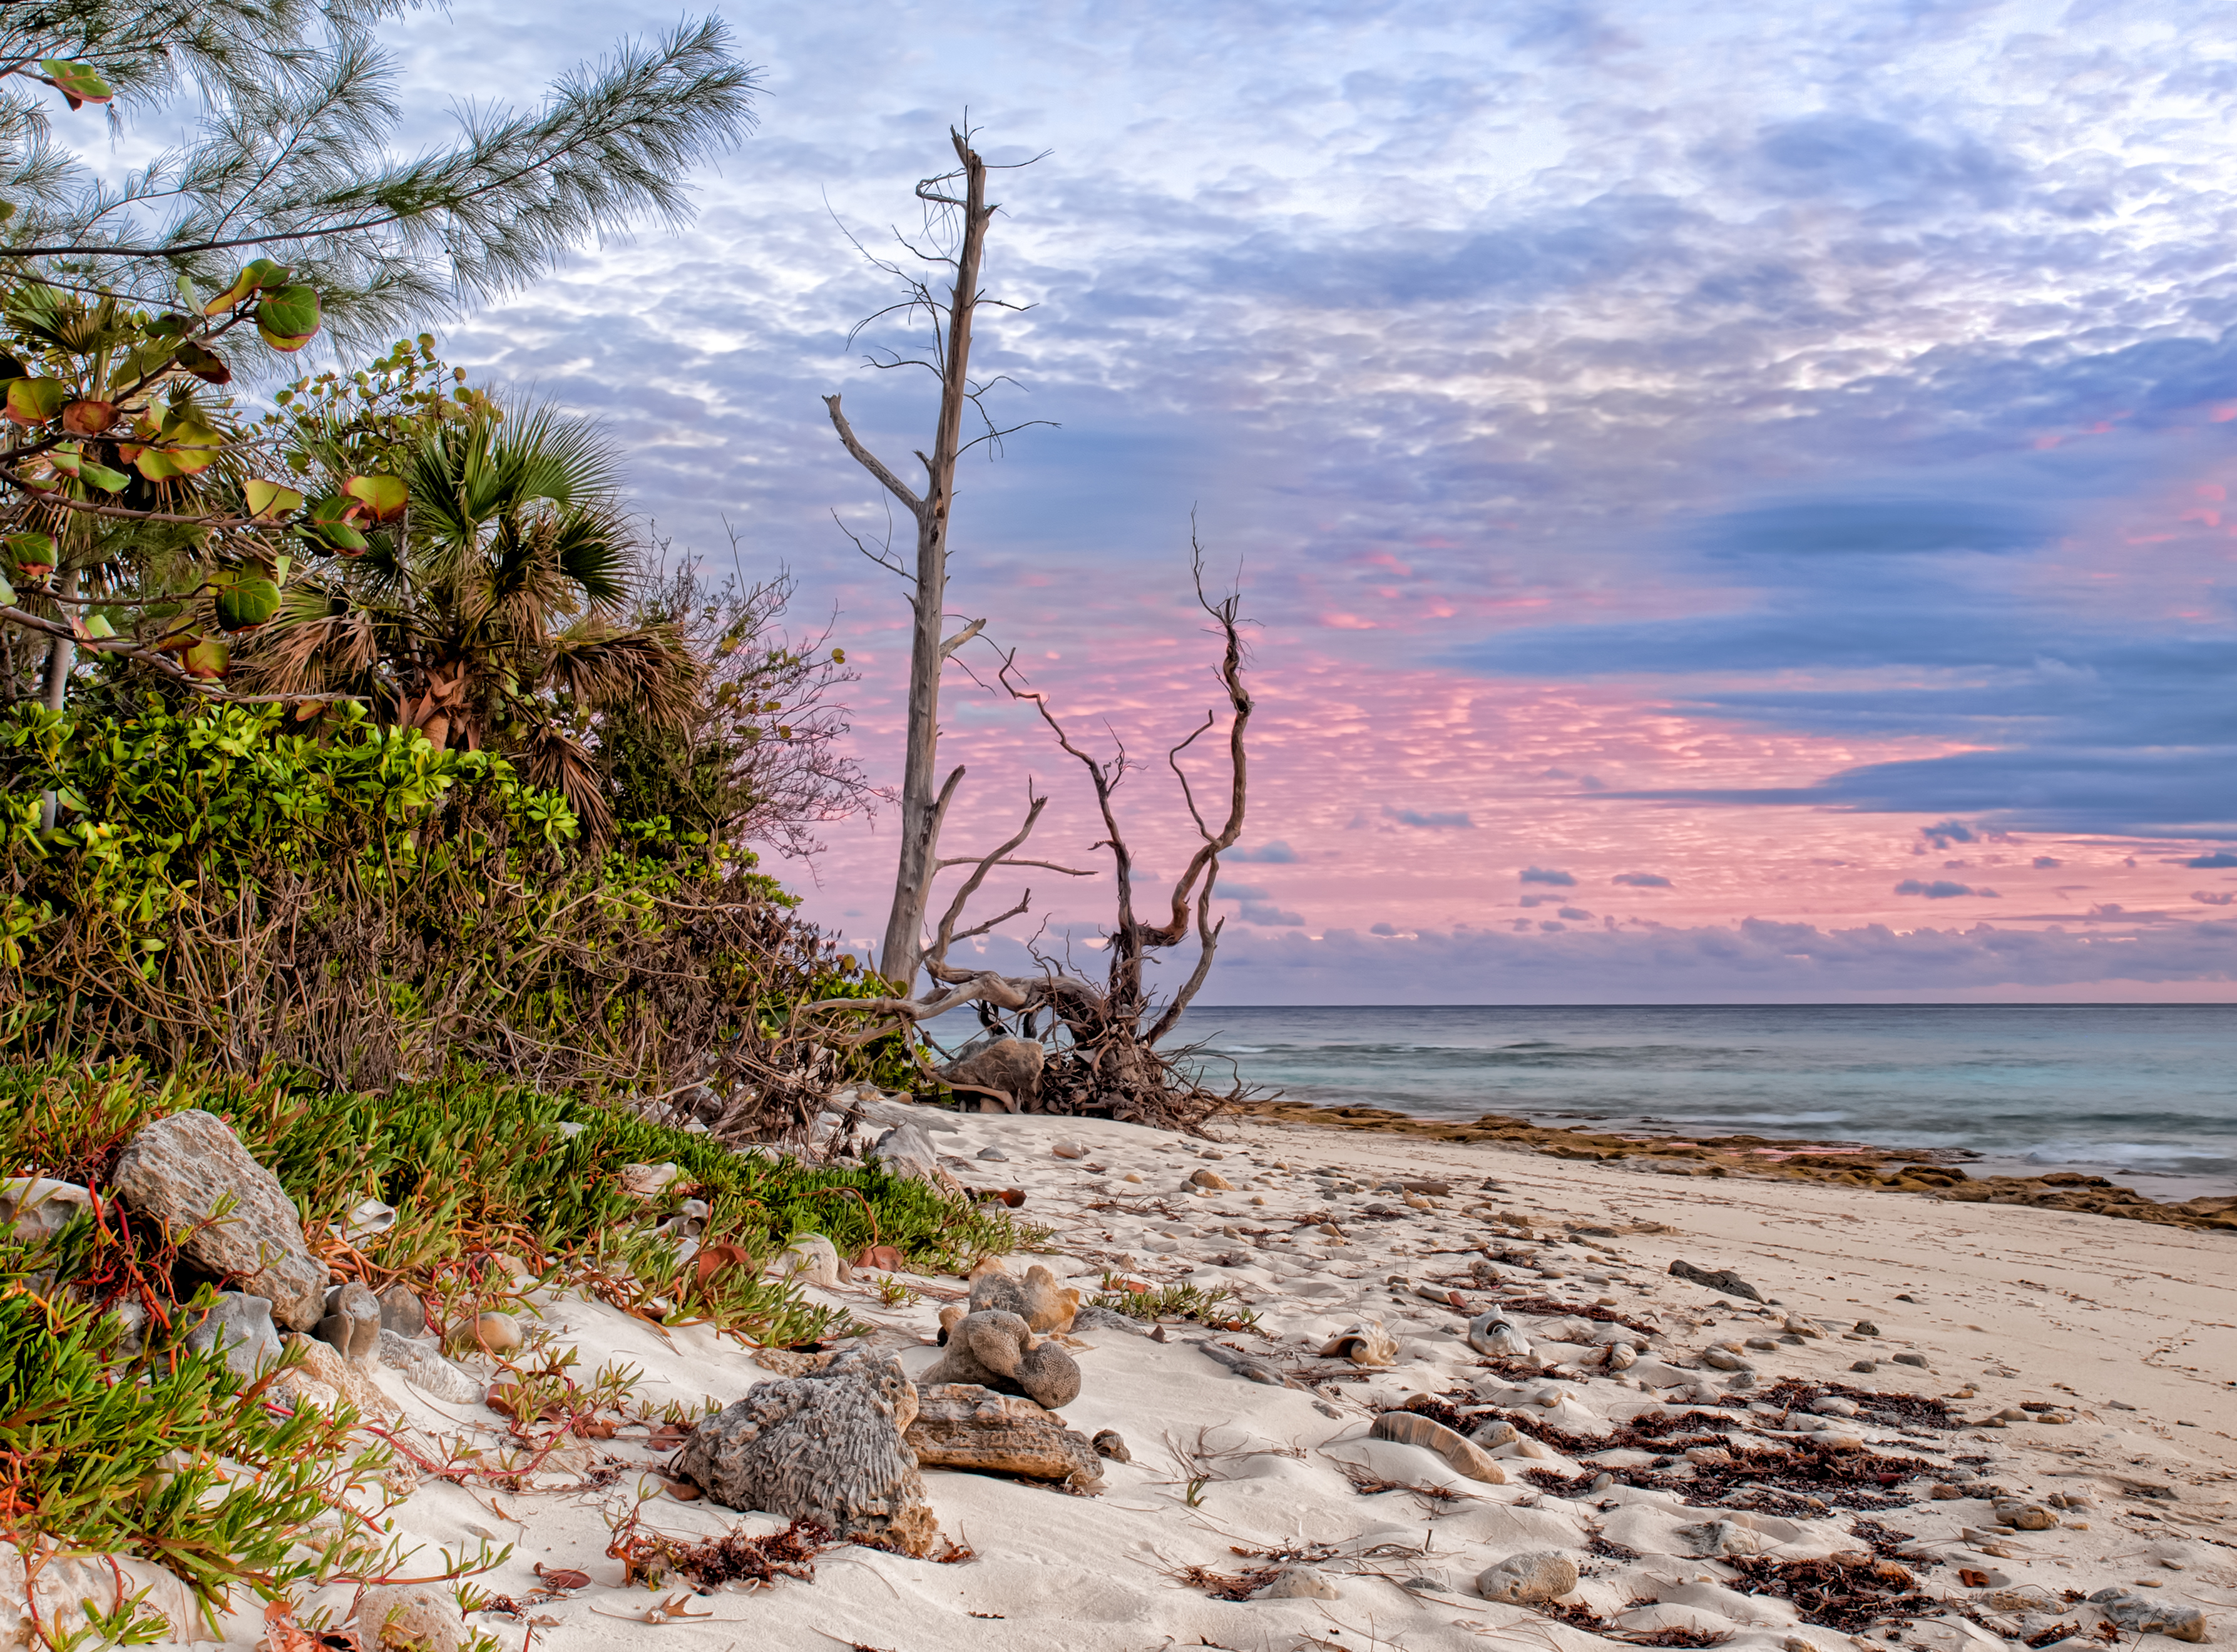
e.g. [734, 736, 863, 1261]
[605, 1507, 829, 1589]
[1724, 1552, 1936, 1631]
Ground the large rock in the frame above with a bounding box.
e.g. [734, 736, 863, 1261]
[0, 1178, 90, 1242]
[1369, 1411, 1510, 1484]
[110, 1110, 326, 1330]
[676, 1348, 938, 1556]
[1668, 1260, 1764, 1302]
[966, 1260, 1079, 1333]
[918, 1309, 1081, 1409]
[905, 1383, 1103, 1490]
[2092, 1589, 2207, 1643]
[1477, 1551, 1580, 1604]
[870, 1123, 943, 1183]
[184, 1291, 282, 1378]
[935, 1038, 1045, 1111]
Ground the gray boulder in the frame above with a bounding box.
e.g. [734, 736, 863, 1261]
[1, 1177, 91, 1241]
[918, 1309, 1081, 1409]
[1477, 1551, 1580, 1604]
[2092, 1589, 2208, 1643]
[935, 1038, 1045, 1112]
[870, 1123, 943, 1184]
[110, 1111, 325, 1330]
[185, 1292, 282, 1379]
[676, 1348, 938, 1556]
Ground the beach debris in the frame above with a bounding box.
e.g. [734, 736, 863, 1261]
[1194, 1338, 1302, 1388]
[183, 1290, 282, 1378]
[919, 1308, 1082, 1408]
[1669, 1260, 1764, 1302]
[354, 1584, 463, 1652]
[1259, 1566, 1341, 1600]
[1467, 1313, 1532, 1358]
[773, 1233, 842, 1290]
[315, 1280, 382, 1364]
[1318, 1319, 1398, 1367]
[1092, 1428, 1130, 1462]
[1476, 1550, 1580, 1604]
[1052, 1139, 1087, 1158]
[1369, 1410, 1508, 1483]
[0, 1176, 90, 1240]
[2091, 1589, 2208, 1642]
[677, 1347, 938, 1556]
[377, 1328, 485, 1404]
[1702, 1348, 1752, 1372]
[1993, 1501, 2057, 1531]
[905, 1383, 1103, 1491]
[110, 1109, 327, 1329]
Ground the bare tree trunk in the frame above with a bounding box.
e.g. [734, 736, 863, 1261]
[37, 568, 77, 832]
[825, 128, 998, 991]
[40, 569, 77, 712]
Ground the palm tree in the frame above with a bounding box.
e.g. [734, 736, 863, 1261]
[247, 400, 697, 835]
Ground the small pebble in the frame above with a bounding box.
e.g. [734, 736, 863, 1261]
[1851, 1359, 1878, 1373]
[475, 1312, 523, 1353]
[976, 1147, 1009, 1161]
[1853, 1320, 1881, 1336]
[1052, 1141, 1087, 1159]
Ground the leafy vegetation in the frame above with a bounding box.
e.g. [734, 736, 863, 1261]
[1090, 1274, 1259, 1330]
[0, 696, 910, 1105]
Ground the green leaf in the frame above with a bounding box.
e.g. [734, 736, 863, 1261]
[76, 459, 130, 492]
[82, 614, 116, 640]
[4, 378, 69, 425]
[153, 407, 225, 477]
[203, 260, 287, 316]
[341, 474, 407, 523]
[182, 636, 230, 680]
[215, 578, 281, 633]
[38, 59, 113, 108]
[255, 286, 320, 347]
[0, 573, 15, 606]
[5, 534, 55, 575]
[245, 479, 304, 521]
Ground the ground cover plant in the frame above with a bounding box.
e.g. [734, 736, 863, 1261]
[0, 1061, 1028, 1638]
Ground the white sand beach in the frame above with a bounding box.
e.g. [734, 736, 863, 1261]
[142, 1103, 2237, 1652]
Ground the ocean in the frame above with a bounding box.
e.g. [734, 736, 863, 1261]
[1156, 1003, 2237, 1196]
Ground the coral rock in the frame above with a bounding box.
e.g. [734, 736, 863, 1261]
[354, 1584, 462, 1652]
[774, 1233, 841, 1290]
[0, 1177, 90, 1241]
[280, 1333, 399, 1420]
[677, 1348, 937, 1556]
[1369, 1411, 1508, 1483]
[110, 1111, 326, 1329]
[918, 1309, 1082, 1409]
[936, 1038, 1045, 1111]
[905, 1383, 1103, 1489]
[966, 1260, 1080, 1333]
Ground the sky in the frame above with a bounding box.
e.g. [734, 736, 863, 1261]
[387, 0, 2236, 1001]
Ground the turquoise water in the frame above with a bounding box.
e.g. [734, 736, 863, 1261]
[1158, 1003, 2237, 1188]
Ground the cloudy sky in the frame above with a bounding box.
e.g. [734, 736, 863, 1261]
[402, 0, 2235, 1001]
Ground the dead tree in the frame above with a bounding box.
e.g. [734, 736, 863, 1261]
[822, 126, 1049, 989]
[796, 540, 1254, 1132]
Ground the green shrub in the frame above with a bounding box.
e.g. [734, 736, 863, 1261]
[0, 699, 912, 1105]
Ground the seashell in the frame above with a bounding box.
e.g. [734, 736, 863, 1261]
[1317, 1319, 1398, 1368]
[1467, 1313, 1532, 1359]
